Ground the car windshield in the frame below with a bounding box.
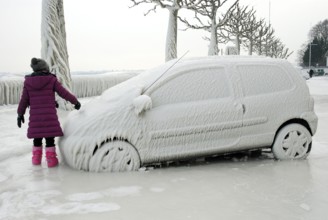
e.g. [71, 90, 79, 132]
[136, 59, 180, 92]
[100, 60, 179, 102]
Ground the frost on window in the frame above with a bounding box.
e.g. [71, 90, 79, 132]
[237, 65, 293, 97]
[150, 68, 231, 107]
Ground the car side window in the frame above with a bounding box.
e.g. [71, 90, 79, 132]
[237, 65, 293, 97]
[150, 67, 231, 107]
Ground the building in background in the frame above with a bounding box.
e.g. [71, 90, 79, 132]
[225, 46, 238, 55]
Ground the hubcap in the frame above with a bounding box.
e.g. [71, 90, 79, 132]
[282, 130, 309, 158]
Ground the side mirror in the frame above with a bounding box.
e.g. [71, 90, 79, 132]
[133, 95, 152, 115]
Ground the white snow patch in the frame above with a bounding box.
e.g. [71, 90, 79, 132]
[0, 173, 8, 182]
[0, 188, 120, 218]
[40, 202, 120, 215]
[66, 192, 104, 202]
[0, 189, 62, 219]
[66, 186, 142, 202]
[150, 187, 165, 192]
[170, 177, 187, 183]
[307, 76, 328, 95]
[104, 186, 142, 197]
[300, 203, 311, 211]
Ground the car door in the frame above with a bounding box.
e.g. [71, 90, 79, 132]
[236, 64, 296, 149]
[139, 65, 244, 164]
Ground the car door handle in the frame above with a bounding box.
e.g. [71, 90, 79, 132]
[234, 102, 245, 113]
[242, 104, 246, 114]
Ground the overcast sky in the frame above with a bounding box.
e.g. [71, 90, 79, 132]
[0, 0, 327, 73]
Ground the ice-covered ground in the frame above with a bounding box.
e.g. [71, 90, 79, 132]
[0, 76, 328, 220]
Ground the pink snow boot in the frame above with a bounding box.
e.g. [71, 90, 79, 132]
[45, 146, 58, 168]
[32, 146, 42, 165]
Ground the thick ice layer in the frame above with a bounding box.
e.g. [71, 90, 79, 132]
[59, 60, 188, 171]
[59, 75, 147, 171]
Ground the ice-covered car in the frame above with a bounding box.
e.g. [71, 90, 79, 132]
[59, 56, 318, 172]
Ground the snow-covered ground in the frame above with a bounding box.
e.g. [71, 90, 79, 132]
[0, 76, 327, 220]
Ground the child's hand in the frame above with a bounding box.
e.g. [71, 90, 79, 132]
[74, 101, 81, 110]
[17, 115, 25, 128]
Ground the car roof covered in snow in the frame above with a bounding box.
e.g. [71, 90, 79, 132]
[136, 56, 291, 91]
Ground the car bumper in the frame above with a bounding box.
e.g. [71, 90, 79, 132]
[301, 112, 318, 135]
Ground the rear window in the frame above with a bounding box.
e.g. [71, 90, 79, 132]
[237, 65, 293, 96]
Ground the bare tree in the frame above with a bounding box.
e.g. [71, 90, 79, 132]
[179, 0, 239, 56]
[217, 4, 254, 54]
[242, 13, 264, 55]
[41, 0, 72, 109]
[261, 25, 276, 57]
[267, 38, 293, 59]
[218, 5, 290, 58]
[130, 0, 185, 62]
[253, 23, 271, 56]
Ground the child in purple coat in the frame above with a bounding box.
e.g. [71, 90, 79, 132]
[17, 58, 81, 168]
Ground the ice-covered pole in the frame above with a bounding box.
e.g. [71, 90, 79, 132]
[41, 0, 72, 110]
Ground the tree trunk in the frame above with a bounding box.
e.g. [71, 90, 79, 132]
[208, 21, 219, 56]
[265, 38, 269, 56]
[165, 8, 178, 62]
[258, 37, 262, 55]
[41, 0, 72, 110]
[235, 36, 241, 55]
[248, 40, 253, 55]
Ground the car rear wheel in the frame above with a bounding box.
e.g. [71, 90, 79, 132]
[272, 123, 312, 160]
[89, 141, 140, 172]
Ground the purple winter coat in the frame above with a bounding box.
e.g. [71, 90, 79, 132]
[17, 72, 78, 139]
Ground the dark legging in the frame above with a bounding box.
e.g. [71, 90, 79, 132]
[33, 137, 55, 147]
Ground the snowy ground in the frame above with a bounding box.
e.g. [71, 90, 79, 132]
[0, 76, 328, 220]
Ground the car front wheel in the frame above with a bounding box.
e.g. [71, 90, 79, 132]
[89, 141, 141, 172]
[272, 123, 312, 160]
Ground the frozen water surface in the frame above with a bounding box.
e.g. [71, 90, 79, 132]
[0, 77, 328, 220]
